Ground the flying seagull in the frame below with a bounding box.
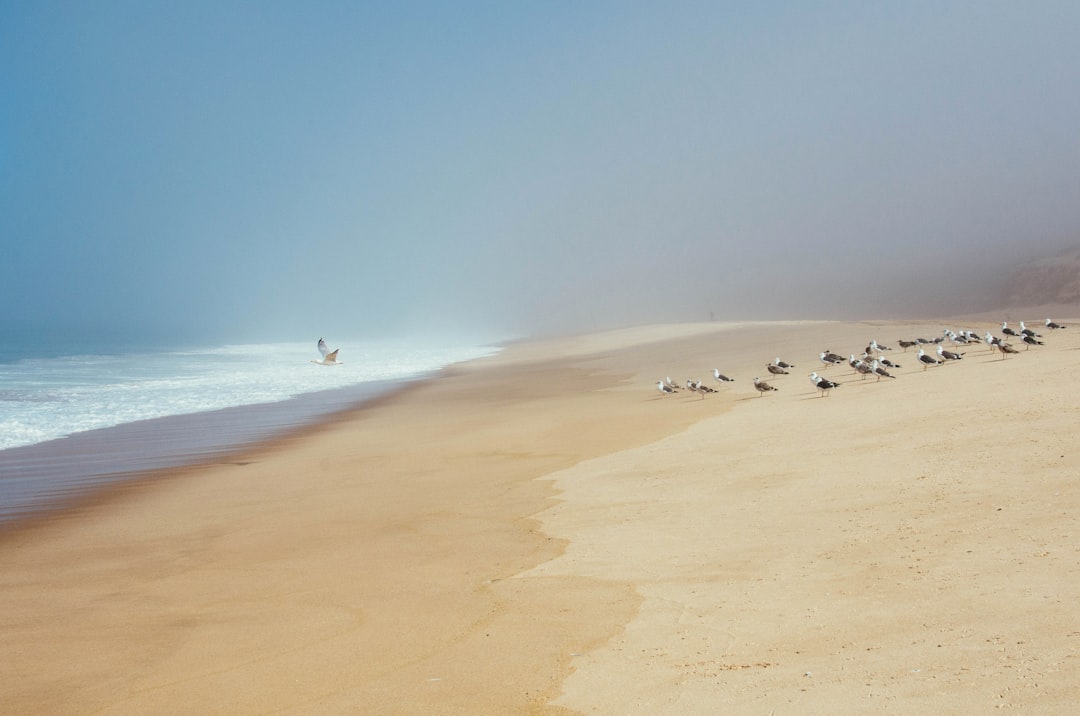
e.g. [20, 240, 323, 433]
[311, 338, 343, 365]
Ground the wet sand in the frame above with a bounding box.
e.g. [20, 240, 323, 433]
[2, 316, 1078, 713]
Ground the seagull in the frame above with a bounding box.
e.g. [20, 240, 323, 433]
[657, 380, 676, 396]
[871, 360, 896, 381]
[984, 331, 1002, 352]
[997, 341, 1020, 359]
[713, 368, 735, 383]
[879, 357, 901, 369]
[897, 339, 918, 352]
[1046, 318, 1067, 330]
[868, 339, 893, 353]
[694, 379, 716, 394]
[1021, 333, 1044, 349]
[310, 338, 343, 365]
[809, 372, 839, 396]
[820, 351, 845, 368]
[774, 357, 795, 369]
[917, 348, 942, 370]
[753, 377, 778, 396]
[1001, 321, 1019, 337]
[937, 345, 964, 362]
[665, 376, 680, 391]
[944, 329, 969, 345]
[853, 357, 874, 379]
[767, 362, 789, 375]
[1019, 321, 1041, 338]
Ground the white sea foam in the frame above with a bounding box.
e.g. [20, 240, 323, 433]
[0, 340, 497, 451]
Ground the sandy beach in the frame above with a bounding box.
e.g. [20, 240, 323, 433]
[2, 315, 1079, 714]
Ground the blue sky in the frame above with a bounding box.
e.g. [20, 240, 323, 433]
[3, 1, 1079, 345]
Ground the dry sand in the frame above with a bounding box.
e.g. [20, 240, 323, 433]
[2, 316, 1078, 714]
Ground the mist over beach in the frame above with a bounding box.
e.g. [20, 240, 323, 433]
[4, 3, 1080, 345]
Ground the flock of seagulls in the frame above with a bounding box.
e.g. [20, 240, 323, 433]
[654, 318, 1068, 400]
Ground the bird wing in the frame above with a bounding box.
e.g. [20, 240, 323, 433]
[318, 339, 331, 358]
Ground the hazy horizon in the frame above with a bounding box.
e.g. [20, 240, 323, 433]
[4, 2, 1080, 346]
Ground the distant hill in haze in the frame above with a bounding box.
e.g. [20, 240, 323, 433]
[1001, 246, 1080, 308]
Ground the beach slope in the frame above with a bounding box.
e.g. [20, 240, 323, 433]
[2, 317, 1078, 713]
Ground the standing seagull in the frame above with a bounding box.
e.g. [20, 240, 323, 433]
[657, 380, 676, 396]
[809, 372, 839, 396]
[767, 362, 789, 375]
[871, 360, 896, 381]
[753, 377, 778, 396]
[937, 345, 964, 362]
[820, 350, 845, 368]
[1021, 333, 1044, 349]
[997, 341, 1020, 359]
[713, 368, 736, 384]
[311, 338, 343, 365]
[917, 348, 942, 370]
[1045, 318, 1067, 330]
[1001, 321, 1019, 338]
[1019, 321, 1041, 338]
[774, 357, 796, 369]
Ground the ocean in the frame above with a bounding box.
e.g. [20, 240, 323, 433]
[0, 339, 498, 523]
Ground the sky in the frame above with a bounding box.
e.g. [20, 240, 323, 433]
[3, 1, 1080, 346]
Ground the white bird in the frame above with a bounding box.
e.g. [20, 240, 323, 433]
[809, 372, 839, 396]
[713, 368, 735, 383]
[917, 348, 942, 370]
[1019, 321, 1041, 338]
[657, 380, 676, 395]
[871, 360, 896, 380]
[753, 377, 778, 396]
[1046, 318, 1067, 330]
[868, 339, 893, 353]
[937, 345, 963, 361]
[774, 357, 795, 369]
[310, 338, 343, 365]
[852, 356, 874, 379]
[1001, 321, 1018, 337]
[767, 362, 789, 375]
[694, 379, 716, 395]
[820, 351, 845, 367]
[665, 376, 680, 391]
[879, 357, 901, 369]
[944, 329, 968, 345]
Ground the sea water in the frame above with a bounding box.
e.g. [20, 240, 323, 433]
[0, 339, 498, 522]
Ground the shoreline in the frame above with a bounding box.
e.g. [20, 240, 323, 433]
[2, 315, 1078, 713]
[0, 374, 438, 528]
